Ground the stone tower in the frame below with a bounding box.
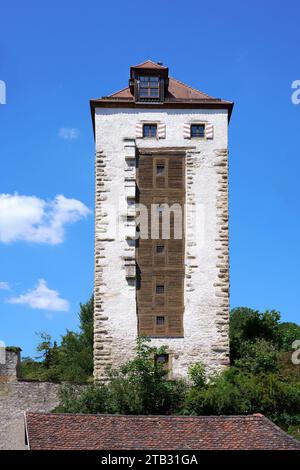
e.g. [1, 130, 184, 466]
[90, 61, 233, 382]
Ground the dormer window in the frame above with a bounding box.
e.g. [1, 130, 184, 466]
[136, 76, 164, 102]
[139, 76, 160, 99]
[129, 62, 169, 103]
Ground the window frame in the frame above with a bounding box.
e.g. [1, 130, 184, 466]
[143, 123, 158, 138]
[138, 75, 160, 100]
[156, 316, 165, 326]
[190, 123, 206, 139]
[156, 284, 165, 294]
[156, 244, 165, 254]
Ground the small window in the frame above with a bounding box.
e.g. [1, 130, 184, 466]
[156, 244, 165, 254]
[156, 316, 165, 326]
[156, 163, 165, 175]
[156, 285, 164, 294]
[139, 76, 160, 99]
[156, 353, 169, 363]
[143, 124, 157, 138]
[191, 124, 205, 138]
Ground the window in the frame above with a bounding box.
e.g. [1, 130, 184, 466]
[139, 76, 160, 99]
[143, 124, 157, 138]
[156, 285, 164, 294]
[156, 316, 165, 326]
[155, 353, 169, 364]
[156, 163, 165, 175]
[156, 244, 165, 254]
[191, 124, 205, 138]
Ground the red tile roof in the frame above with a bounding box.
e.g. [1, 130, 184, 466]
[109, 77, 219, 101]
[90, 61, 234, 136]
[131, 60, 167, 70]
[25, 413, 300, 450]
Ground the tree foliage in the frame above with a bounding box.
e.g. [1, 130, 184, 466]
[56, 336, 186, 415]
[21, 303, 300, 440]
[21, 297, 94, 383]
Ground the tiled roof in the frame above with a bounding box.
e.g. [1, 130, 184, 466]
[131, 60, 167, 70]
[25, 413, 300, 450]
[109, 77, 221, 101]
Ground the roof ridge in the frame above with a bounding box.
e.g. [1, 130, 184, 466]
[132, 59, 166, 68]
[25, 412, 265, 419]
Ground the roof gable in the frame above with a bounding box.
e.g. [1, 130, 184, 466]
[132, 60, 167, 70]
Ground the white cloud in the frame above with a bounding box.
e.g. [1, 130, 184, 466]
[0, 281, 10, 290]
[0, 193, 91, 244]
[7, 279, 69, 312]
[58, 128, 80, 140]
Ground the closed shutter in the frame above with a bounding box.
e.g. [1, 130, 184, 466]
[205, 123, 214, 139]
[137, 273, 152, 307]
[168, 314, 183, 336]
[168, 240, 184, 265]
[167, 275, 183, 309]
[157, 123, 166, 139]
[136, 122, 143, 139]
[138, 155, 153, 189]
[168, 156, 184, 189]
[139, 315, 154, 336]
[183, 123, 191, 139]
[138, 240, 153, 268]
[137, 152, 185, 338]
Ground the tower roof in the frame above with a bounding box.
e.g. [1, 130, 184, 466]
[90, 60, 233, 131]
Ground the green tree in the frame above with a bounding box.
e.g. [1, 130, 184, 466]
[20, 296, 94, 383]
[230, 307, 281, 362]
[278, 322, 300, 352]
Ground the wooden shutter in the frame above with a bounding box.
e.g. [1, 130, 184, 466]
[136, 122, 143, 139]
[138, 155, 153, 189]
[139, 315, 154, 336]
[183, 123, 191, 139]
[168, 314, 183, 336]
[205, 123, 214, 139]
[168, 240, 184, 266]
[137, 152, 185, 338]
[157, 123, 166, 139]
[168, 156, 184, 189]
[137, 273, 152, 307]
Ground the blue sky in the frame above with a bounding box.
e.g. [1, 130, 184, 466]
[0, 0, 299, 357]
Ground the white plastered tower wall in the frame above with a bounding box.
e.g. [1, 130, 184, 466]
[94, 107, 230, 382]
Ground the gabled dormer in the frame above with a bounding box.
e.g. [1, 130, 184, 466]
[129, 60, 169, 103]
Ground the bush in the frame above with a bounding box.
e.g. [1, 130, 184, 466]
[234, 339, 279, 374]
[182, 366, 300, 430]
[58, 336, 187, 415]
[188, 362, 206, 387]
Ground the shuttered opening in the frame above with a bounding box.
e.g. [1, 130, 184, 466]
[136, 152, 185, 337]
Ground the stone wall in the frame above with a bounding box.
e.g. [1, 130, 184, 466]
[0, 350, 60, 450]
[93, 108, 230, 382]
